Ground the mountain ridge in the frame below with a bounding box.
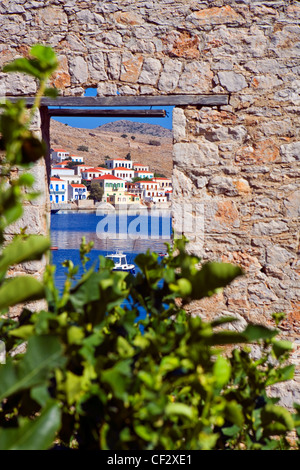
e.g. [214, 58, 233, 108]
[50, 119, 173, 178]
[96, 120, 172, 138]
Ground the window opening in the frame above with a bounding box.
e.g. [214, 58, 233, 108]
[48, 98, 174, 291]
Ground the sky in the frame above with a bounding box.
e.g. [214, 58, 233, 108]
[51, 88, 174, 130]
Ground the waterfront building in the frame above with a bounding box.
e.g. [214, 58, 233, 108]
[93, 174, 125, 203]
[51, 167, 81, 185]
[68, 183, 88, 201]
[49, 177, 67, 204]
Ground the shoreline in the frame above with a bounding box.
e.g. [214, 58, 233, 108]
[51, 202, 172, 214]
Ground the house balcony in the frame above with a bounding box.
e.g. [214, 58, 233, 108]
[50, 190, 66, 194]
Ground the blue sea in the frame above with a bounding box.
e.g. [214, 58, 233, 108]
[50, 210, 172, 291]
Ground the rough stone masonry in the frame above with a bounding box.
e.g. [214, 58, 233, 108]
[0, 0, 299, 407]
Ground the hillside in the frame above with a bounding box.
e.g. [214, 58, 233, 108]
[50, 119, 173, 178]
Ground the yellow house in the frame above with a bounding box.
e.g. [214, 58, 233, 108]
[93, 174, 125, 202]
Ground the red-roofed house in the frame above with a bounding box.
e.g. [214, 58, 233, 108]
[70, 154, 84, 163]
[134, 170, 154, 180]
[73, 164, 92, 175]
[133, 163, 149, 172]
[112, 166, 135, 181]
[68, 183, 87, 201]
[105, 158, 133, 170]
[93, 174, 125, 203]
[49, 177, 67, 204]
[152, 177, 172, 189]
[51, 148, 70, 163]
[81, 168, 104, 180]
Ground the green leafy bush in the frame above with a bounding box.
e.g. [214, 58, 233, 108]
[0, 46, 299, 451]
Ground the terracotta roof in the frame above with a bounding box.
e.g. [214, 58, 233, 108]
[52, 167, 73, 171]
[50, 177, 63, 181]
[70, 184, 86, 188]
[135, 180, 156, 184]
[113, 167, 134, 171]
[83, 168, 102, 172]
[93, 175, 124, 181]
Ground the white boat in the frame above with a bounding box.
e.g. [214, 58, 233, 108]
[105, 252, 136, 274]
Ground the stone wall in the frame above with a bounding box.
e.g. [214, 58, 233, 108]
[1, 0, 300, 397]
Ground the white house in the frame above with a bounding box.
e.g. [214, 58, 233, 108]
[105, 158, 133, 170]
[112, 166, 135, 181]
[51, 167, 81, 185]
[51, 148, 70, 163]
[74, 164, 92, 176]
[96, 166, 113, 176]
[134, 170, 154, 180]
[68, 184, 87, 201]
[152, 177, 172, 189]
[70, 154, 84, 163]
[51, 167, 75, 177]
[133, 163, 149, 172]
[81, 168, 105, 180]
[49, 177, 67, 204]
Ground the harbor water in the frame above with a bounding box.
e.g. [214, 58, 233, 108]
[50, 210, 172, 291]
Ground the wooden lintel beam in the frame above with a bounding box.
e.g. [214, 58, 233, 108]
[6, 94, 229, 107]
[48, 109, 166, 118]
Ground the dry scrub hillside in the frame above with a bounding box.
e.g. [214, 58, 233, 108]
[50, 119, 173, 178]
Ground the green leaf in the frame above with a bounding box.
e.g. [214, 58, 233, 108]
[9, 325, 34, 340]
[101, 360, 132, 400]
[117, 336, 135, 358]
[3, 58, 42, 79]
[0, 235, 50, 279]
[0, 335, 65, 401]
[0, 400, 61, 450]
[30, 44, 58, 70]
[0, 276, 45, 311]
[261, 404, 294, 437]
[213, 356, 231, 388]
[191, 262, 243, 299]
[165, 402, 196, 420]
[224, 401, 244, 427]
[44, 87, 59, 98]
[134, 424, 157, 443]
[67, 326, 84, 345]
[65, 371, 84, 405]
[272, 340, 293, 359]
[243, 324, 278, 342]
[21, 135, 46, 163]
